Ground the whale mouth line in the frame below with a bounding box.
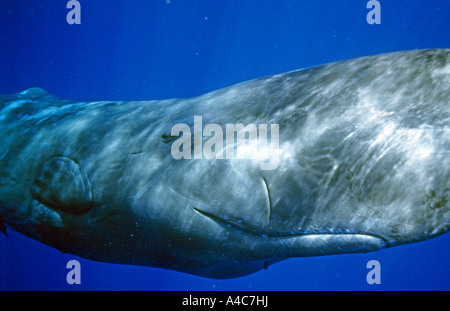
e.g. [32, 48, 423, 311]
[192, 206, 389, 244]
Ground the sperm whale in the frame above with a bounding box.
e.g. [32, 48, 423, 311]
[0, 49, 448, 278]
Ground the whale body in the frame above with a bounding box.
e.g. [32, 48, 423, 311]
[0, 49, 449, 278]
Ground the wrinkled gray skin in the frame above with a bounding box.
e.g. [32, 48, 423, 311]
[0, 49, 449, 279]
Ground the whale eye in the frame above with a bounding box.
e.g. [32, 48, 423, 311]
[161, 133, 177, 144]
[31, 157, 92, 214]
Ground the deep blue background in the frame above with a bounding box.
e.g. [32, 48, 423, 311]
[0, 0, 449, 290]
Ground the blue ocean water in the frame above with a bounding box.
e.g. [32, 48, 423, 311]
[0, 0, 449, 290]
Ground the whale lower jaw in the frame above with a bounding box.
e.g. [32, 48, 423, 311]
[189, 233, 388, 279]
[193, 206, 387, 257]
